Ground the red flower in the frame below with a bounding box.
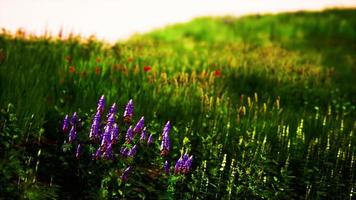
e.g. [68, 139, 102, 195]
[127, 57, 134, 62]
[95, 67, 101, 75]
[69, 66, 75, 73]
[144, 66, 152, 72]
[214, 69, 221, 77]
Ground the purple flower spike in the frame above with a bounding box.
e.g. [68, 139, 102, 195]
[123, 99, 134, 123]
[121, 166, 132, 182]
[174, 157, 184, 174]
[163, 121, 171, 134]
[93, 148, 102, 160]
[103, 143, 113, 159]
[120, 147, 129, 157]
[128, 145, 138, 157]
[89, 112, 101, 140]
[133, 116, 144, 133]
[101, 125, 112, 147]
[107, 103, 117, 117]
[140, 127, 147, 142]
[160, 131, 170, 157]
[184, 155, 194, 174]
[147, 134, 153, 145]
[68, 126, 77, 143]
[110, 123, 119, 144]
[164, 160, 170, 175]
[75, 144, 82, 159]
[97, 95, 105, 114]
[107, 113, 115, 127]
[70, 112, 78, 126]
[62, 114, 70, 133]
[125, 126, 133, 143]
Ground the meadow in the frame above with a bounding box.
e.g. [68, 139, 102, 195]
[0, 8, 355, 199]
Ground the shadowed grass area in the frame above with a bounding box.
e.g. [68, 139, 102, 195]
[0, 8, 355, 199]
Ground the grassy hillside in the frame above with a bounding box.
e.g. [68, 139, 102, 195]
[0, 8, 355, 199]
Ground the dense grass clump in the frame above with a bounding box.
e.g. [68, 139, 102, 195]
[0, 8, 355, 199]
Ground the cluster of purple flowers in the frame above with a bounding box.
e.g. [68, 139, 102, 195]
[62, 112, 81, 143]
[174, 153, 194, 174]
[61, 95, 194, 182]
[160, 121, 171, 157]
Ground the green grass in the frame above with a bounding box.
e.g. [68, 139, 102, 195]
[0, 8, 355, 199]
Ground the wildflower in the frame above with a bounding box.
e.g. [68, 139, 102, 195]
[69, 66, 75, 73]
[120, 147, 129, 157]
[164, 160, 170, 175]
[89, 111, 101, 140]
[107, 113, 115, 127]
[75, 144, 82, 159]
[125, 126, 133, 143]
[163, 121, 171, 135]
[103, 143, 113, 159]
[121, 166, 132, 182]
[101, 125, 112, 147]
[93, 148, 102, 160]
[68, 126, 77, 143]
[107, 103, 117, 117]
[174, 154, 194, 174]
[213, 69, 221, 77]
[127, 57, 133, 62]
[62, 114, 70, 133]
[160, 131, 170, 157]
[174, 157, 184, 174]
[147, 134, 153, 145]
[128, 145, 138, 157]
[140, 127, 147, 142]
[70, 112, 78, 126]
[144, 66, 152, 72]
[97, 95, 105, 114]
[110, 123, 119, 144]
[123, 99, 134, 123]
[133, 116, 144, 134]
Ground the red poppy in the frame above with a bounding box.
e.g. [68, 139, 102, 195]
[95, 67, 101, 74]
[69, 66, 75, 73]
[144, 66, 152, 72]
[214, 69, 221, 77]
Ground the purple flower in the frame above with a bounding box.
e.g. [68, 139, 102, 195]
[174, 154, 194, 174]
[110, 123, 119, 144]
[107, 113, 115, 127]
[75, 144, 82, 159]
[123, 99, 134, 123]
[120, 147, 129, 157]
[140, 127, 147, 142]
[107, 103, 117, 118]
[70, 112, 78, 126]
[125, 126, 133, 143]
[160, 131, 170, 157]
[128, 145, 138, 157]
[163, 121, 171, 135]
[68, 126, 77, 143]
[133, 116, 144, 133]
[174, 157, 184, 174]
[121, 166, 132, 182]
[147, 134, 153, 145]
[62, 114, 70, 133]
[164, 160, 170, 175]
[101, 125, 112, 147]
[97, 95, 105, 114]
[93, 148, 102, 160]
[89, 112, 101, 140]
[103, 143, 113, 159]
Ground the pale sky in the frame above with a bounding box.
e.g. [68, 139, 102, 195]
[0, 0, 355, 42]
